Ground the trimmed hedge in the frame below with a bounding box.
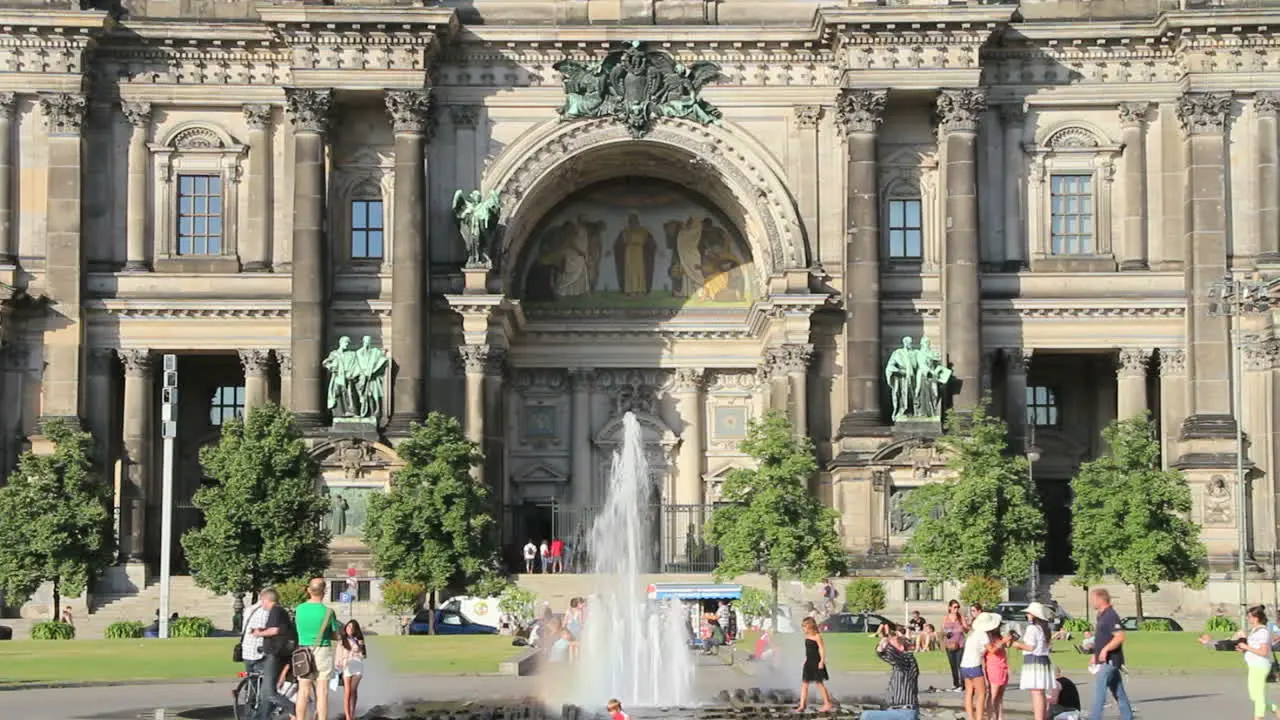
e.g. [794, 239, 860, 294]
[1206, 615, 1240, 634]
[105, 620, 146, 639]
[169, 616, 215, 638]
[31, 621, 75, 640]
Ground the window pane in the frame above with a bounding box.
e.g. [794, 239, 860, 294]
[905, 230, 922, 258]
[369, 201, 384, 229]
[210, 385, 246, 426]
[352, 201, 367, 228]
[368, 231, 384, 258]
[1049, 173, 1095, 256]
[889, 201, 904, 227]
[905, 200, 921, 226]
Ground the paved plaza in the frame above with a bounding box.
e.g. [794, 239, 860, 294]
[1, 662, 1247, 720]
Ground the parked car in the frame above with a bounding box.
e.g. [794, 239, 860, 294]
[1120, 616, 1184, 631]
[0, 625, 10, 640]
[408, 608, 499, 635]
[996, 601, 1070, 635]
[820, 613, 892, 634]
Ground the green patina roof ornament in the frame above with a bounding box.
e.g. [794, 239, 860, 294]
[552, 40, 725, 138]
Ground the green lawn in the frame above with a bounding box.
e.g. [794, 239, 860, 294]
[0, 635, 522, 686]
[818, 632, 1242, 676]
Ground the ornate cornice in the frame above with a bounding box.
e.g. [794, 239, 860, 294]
[1117, 348, 1153, 378]
[1176, 92, 1232, 136]
[243, 104, 273, 130]
[118, 348, 153, 377]
[385, 89, 434, 137]
[238, 349, 272, 376]
[1118, 102, 1152, 128]
[936, 88, 986, 134]
[883, 302, 1184, 320]
[284, 88, 334, 134]
[835, 89, 886, 137]
[121, 101, 152, 129]
[40, 93, 86, 135]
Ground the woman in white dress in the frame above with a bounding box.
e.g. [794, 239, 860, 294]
[1012, 602, 1055, 720]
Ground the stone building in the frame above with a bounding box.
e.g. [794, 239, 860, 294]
[0, 0, 1273, 598]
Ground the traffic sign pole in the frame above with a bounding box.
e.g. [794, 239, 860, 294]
[158, 355, 178, 640]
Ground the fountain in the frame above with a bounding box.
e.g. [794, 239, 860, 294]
[573, 411, 695, 707]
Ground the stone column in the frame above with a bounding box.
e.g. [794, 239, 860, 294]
[276, 350, 292, 409]
[86, 348, 116, 480]
[768, 344, 813, 436]
[119, 348, 153, 564]
[121, 102, 152, 272]
[569, 367, 595, 507]
[241, 105, 273, 272]
[938, 89, 987, 410]
[386, 89, 433, 433]
[450, 105, 480, 188]
[1001, 105, 1025, 269]
[39, 93, 88, 427]
[284, 89, 334, 430]
[459, 346, 488, 450]
[239, 349, 271, 412]
[1117, 348, 1152, 419]
[794, 105, 822, 249]
[1257, 93, 1280, 264]
[0, 93, 16, 266]
[1177, 93, 1234, 426]
[836, 90, 888, 434]
[1004, 348, 1032, 449]
[1159, 348, 1188, 469]
[1118, 103, 1153, 270]
[671, 369, 706, 507]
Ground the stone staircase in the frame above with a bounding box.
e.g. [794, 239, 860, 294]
[78, 576, 236, 638]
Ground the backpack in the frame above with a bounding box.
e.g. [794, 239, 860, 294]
[265, 611, 299, 658]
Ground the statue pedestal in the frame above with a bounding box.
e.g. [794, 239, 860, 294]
[892, 418, 942, 438]
[462, 266, 491, 294]
[330, 419, 381, 442]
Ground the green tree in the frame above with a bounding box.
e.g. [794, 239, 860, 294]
[845, 578, 887, 614]
[0, 420, 114, 620]
[363, 412, 497, 634]
[1070, 413, 1207, 621]
[706, 412, 846, 626]
[182, 404, 331, 607]
[902, 404, 1046, 585]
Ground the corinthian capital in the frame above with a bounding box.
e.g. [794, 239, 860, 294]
[669, 368, 707, 394]
[118, 348, 154, 377]
[239, 349, 272, 377]
[284, 88, 334, 134]
[1116, 348, 1152, 378]
[1158, 347, 1186, 376]
[1117, 102, 1152, 128]
[242, 104, 273, 131]
[793, 105, 823, 130]
[1176, 93, 1232, 136]
[936, 88, 987, 134]
[121, 101, 152, 129]
[835, 90, 887, 137]
[1257, 92, 1280, 119]
[0, 93, 16, 121]
[385, 89, 434, 136]
[40, 93, 86, 135]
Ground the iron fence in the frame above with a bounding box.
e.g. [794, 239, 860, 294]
[500, 502, 722, 573]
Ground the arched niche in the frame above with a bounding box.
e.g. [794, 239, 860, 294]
[309, 437, 404, 545]
[515, 178, 758, 309]
[484, 117, 807, 290]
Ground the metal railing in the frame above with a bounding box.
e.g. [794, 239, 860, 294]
[500, 502, 723, 574]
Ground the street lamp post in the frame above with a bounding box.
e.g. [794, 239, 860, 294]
[1207, 273, 1278, 627]
[1027, 423, 1042, 602]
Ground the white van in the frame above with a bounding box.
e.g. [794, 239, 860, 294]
[439, 595, 502, 629]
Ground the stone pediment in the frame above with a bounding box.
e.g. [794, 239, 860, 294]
[515, 462, 569, 485]
[310, 437, 401, 483]
[703, 461, 750, 503]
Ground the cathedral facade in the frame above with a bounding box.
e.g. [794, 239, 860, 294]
[0, 0, 1274, 594]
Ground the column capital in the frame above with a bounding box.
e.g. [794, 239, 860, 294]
[88, 347, 115, 374]
[936, 88, 987, 134]
[1003, 347, 1033, 375]
[1257, 92, 1280, 119]
[1176, 92, 1232, 136]
[118, 348, 154, 377]
[0, 92, 16, 120]
[998, 103, 1025, 126]
[239, 349, 272, 377]
[1118, 101, 1153, 128]
[1244, 338, 1280, 372]
[766, 343, 814, 375]
[793, 104, 823, 129]
[1158, 347, 1186, 376]
[458, 344, 504, 376]
[835, 89, 886, 137]
[567, 366, 595, 389]
[276, 349, 292, 375]
[242, 104, 273, 131]
[39, 93, 86, 136]
[385, 88, 434, 137]
[1117, 348, 1153, 378]
[284, 88, 334, 134]
[668, 368, 707, 394]
[448, 104, 480, 129]
[121, 101, 152, 129]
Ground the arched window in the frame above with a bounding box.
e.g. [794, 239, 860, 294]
[151, 123, 246, 271]
[1025, 124, 1122, 270]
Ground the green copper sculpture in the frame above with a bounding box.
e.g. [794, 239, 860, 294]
[452, 189, 502, 269]
[324, 335, 389, 423]
[553, 41, 723, 138]
[884, 335, 952, 421]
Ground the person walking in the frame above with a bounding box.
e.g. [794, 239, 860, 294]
[943, 600, 969, 692]
[294, 577, 341, 720]
[1013, 602, 1055, 720]
[523, 539, 537, 574]
[335, 619, 368, 720]
[795, 617, 836, 712]
[1238, 605, 1280, 720]
[960, 612, 1002, 720]
[1087, 589, 1134, 720]
[863, 622, 920, 720]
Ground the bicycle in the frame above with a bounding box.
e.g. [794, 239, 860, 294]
[232, 668, 290, 720]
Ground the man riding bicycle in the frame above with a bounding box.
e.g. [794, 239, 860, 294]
[247, 589, 294, 720]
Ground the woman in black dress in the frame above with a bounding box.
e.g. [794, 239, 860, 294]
[796, 617, 835, 712]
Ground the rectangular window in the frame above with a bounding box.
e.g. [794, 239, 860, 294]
[1026, 385, 1060, 427]
[176, 174, 224, 256]
[887, 198, 924, 260]
[209, 385, 245, 426]
[904, 580, 941, 602]
[1049, 174, 1094, 255]
[350, 199, 385, 259]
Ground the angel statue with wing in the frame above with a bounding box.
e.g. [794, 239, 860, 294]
[659, 62, 724, 125]
[453, 189, 502, 269]
[552, 58, 612, 119]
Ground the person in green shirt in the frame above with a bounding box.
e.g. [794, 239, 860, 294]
[294, 578, 341, 720]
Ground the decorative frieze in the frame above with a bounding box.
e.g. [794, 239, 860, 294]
[1117, 348, 1153, 378]
[118, 348, 153, 377]
[385, 89, 434, 136]
[1159, 347, 1187, 376]
[39, 93, 86, 135]
[238, 349, 272, 377]
[834, 90, 886, 137]
[936, 88, 986, 134]
[793, 105, 822, 129]
[1117, 102, 1152, 127]
[1176, 92, 1233, 136]
[121, 101, 152, 128]
[284, 88, 334, 134]
[243, 104, 273, 130]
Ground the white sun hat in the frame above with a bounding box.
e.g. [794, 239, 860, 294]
[1025, 602, 1053, 622]
[972, 612, 1002, 633]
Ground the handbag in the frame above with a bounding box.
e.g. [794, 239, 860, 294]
[291, 607, 334, 679]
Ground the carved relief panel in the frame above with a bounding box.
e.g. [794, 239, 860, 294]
[509, 368, 569, 453]
[706, 370, 760, 453]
